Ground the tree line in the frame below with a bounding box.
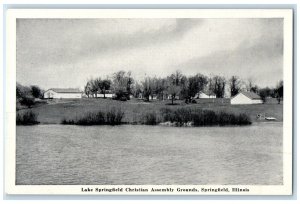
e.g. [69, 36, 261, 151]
[83, 70, 284, 104]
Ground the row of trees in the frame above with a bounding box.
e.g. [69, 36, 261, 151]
[258, 81, 283, 104]
[84, 71, 134, 100]
[84, 70, 283, 104]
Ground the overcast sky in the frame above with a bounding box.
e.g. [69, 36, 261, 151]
[16, 18, 283, 90]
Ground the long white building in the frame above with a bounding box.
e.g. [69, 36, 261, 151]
[43, 88, 82, 99]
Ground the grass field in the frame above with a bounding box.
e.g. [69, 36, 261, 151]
[17, 98, 283, 124]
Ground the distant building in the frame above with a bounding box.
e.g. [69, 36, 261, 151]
[167, 95, 180, 100]
[43, 88, 82, 99]
[231, 91, 263, 105]
[96, 90, 115, 98]
[195, 91, 216, 99]
[150, 94, 158, 100]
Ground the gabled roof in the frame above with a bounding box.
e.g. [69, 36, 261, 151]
[240, 91, 261, 100]
[48, 88, 82, 93]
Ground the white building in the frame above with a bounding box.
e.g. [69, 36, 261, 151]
[195, 91, 216, 99]
[231, 91, 263, 105]
[44, 88, 82, 99]
[96, 93, 114, 98]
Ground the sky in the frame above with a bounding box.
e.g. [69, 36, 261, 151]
[16, 18, 283, 90]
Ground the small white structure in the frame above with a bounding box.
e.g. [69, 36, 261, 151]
[167, 95, 180, 100]
[195, 91, 216, 99]
[44, 88, 82, 99]
[97, 93, 114, 98]
[231, 91, 263, 105]
[95, 90, 115, 98]
[150, 95, 158, 100]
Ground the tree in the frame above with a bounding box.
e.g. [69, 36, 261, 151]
[258, 87, 272, 103]
[167, 84, 181, 105]
[126, 71, 134, 95]
[246, 78, 259, 94]
[250, 85, 259, 94]
[16, 83, 36, 108]
[132, 81, 143, 98]
[207, 76, 215, 98]
[84, 81, 93, 98]
[212, 76, 226, 98]
[274, 80, 283, 104]
[151, 77, 168, 100]
[181, 74, 208, 102]
[170, 70, 183, 86]
[89, 78, 99, 97]
[99, 79, 111, 99]
[142, 77, 153, 101]
[31, 85, 43, 98]
[112, 71, 134, 100]
[16, 83, 32, 100]
[167, 70, 185, 104]
[158, 78, 169, 100]
[20, 97, 35, 108]
[229, 76, 241, 97]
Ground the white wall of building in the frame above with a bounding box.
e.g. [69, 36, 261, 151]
[195, 92, 216, 99]
[44, 90, 82, 99]
[231, 93, 263, 104]
[97, 93, 114, 98]
[251, 99, 263, 104]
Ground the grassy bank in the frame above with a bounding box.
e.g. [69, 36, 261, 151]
[16, 98, 283, 125]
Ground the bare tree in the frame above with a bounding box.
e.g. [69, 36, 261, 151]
[167, 83, 181, 105]
[84, 81, 93, 98]
[167, 70, 185, 104]
[142, 77, 153, 101]
[212, 75, 226, 98]
[229, 76, 241, 97]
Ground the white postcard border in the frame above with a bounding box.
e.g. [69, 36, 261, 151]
[5, 9, 294, 195]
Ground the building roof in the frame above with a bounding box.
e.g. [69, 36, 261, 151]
[48, 88, 82, 93]
[240, 91, 261, 100]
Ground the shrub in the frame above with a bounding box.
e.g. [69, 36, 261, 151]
[143, 112, 158, 125]
[16, 111, 39, 125]
[61, 108, 124, 126]
[173, 108, 192, 126]
[115, 91, 130, 101]
[77, 112, 106, 125]
[106, 107, 124, 125]
[61, 118, 75, 125]
[202, 110, 218, 126]
[119, 96, 127, 101]
[20, 97, 35, 108]
[238, 113, 252, 125]
[160, 107, 175, 122]
[160, 107, 251, 126]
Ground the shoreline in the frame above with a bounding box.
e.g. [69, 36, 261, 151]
[16, 120, 282, 127]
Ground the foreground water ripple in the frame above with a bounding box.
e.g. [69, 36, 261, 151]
[16, 123, 283, 185]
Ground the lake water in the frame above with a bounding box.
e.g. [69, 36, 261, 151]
[16, 123, 282, 185]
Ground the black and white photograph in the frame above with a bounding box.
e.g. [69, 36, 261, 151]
[5, 9, 293, 195]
